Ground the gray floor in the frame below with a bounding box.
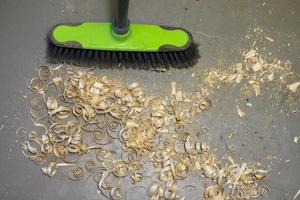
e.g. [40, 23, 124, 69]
[0, 0, 300, 199]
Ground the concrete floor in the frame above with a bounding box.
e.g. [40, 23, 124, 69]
[0, 0, 299, 199]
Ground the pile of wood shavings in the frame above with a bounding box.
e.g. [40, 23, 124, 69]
[201, 27, 300, 100]
[203, 48, 297, 96]
[201, 47, 300, 117]
[16, 66, 270, 200]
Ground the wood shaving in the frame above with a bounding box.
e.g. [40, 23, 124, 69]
[288, 82, 300, 93]
[236, 106, 246, 117]
[253, 82, 261, 96]
[171, 82, 176, 95]
[267, 73, 274, 81]
[245, 49, 257, 60]
[252, 62, 263, 72]
[265, 36, 274, 42]
[0, 124, 4, 131]
[294, 136, 299, 144]
[52, 77, 62, 85]
[293, 189, 300, 200]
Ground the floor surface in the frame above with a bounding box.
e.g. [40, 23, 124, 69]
[0, 0, 299, 199]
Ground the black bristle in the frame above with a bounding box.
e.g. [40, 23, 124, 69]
[62, 49, 69, 61]
[66, 48, 73, 64]
[56, 47, 64, 59]
[178, 51, 188, 68]
[173, 52, 183, 67]
[106, 51, 112, 68]
[155, 53, 163, 68]
[137, 52, 144, 67]
[184, 48, 193, 65]
[142, 53, 150, 70]
[118, 52, 124, 65]
[126, 52, 132, 65]
[51, 46, 58, 58]
[73, 49, 81, 64]
[149, 53, 157, 68]
[86, 50, 93, 66]
[167, 52, 176, 67]
[79, 50, 87, 65]
[142, 53, 151, 68]
[111, 51, 116, 65]
[100, 51, 105, 64]
[161, 53, 171, 69]
[131, 53, 138, 69]
[47, 42, 199, 69]
[93, 51, 99, 64]
[124, 52, 130, 68]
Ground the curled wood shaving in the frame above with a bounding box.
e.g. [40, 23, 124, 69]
[204, 185, 228, 200]
[131, 172, 143, 184]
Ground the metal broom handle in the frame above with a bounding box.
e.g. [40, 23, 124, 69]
[113, 0, 130, 35]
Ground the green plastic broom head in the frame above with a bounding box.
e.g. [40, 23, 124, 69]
[48, 22, 199, 69]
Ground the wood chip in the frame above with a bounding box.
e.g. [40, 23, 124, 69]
[253, 83, 261, 96]
[0, 124, 4, 131]
[90, 82, 103, 94]
[171, 82, 176, 95]
[252, 62, 263, 72]
[235, 74, 244, 84]
[265, 36, 274, 42]
[236, 106, 246, 117]
[294, 136, 299, 144]
[245, 49, 257, 60]
[293, 189, 300, 200]
[235, 63, 243, 72]
[267, 73, 274, 81]
[228, 156, 235, 164]
[288, 82, 300, 93]
[52, 77, 62, 85]
[176, 91, 183, 102]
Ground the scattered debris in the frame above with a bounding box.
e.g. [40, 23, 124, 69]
[201, 28, 296, 101]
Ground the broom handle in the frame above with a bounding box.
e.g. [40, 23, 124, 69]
[113, 0, 130, 35]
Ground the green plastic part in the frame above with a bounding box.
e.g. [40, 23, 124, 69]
[51, 22, 191, 52]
